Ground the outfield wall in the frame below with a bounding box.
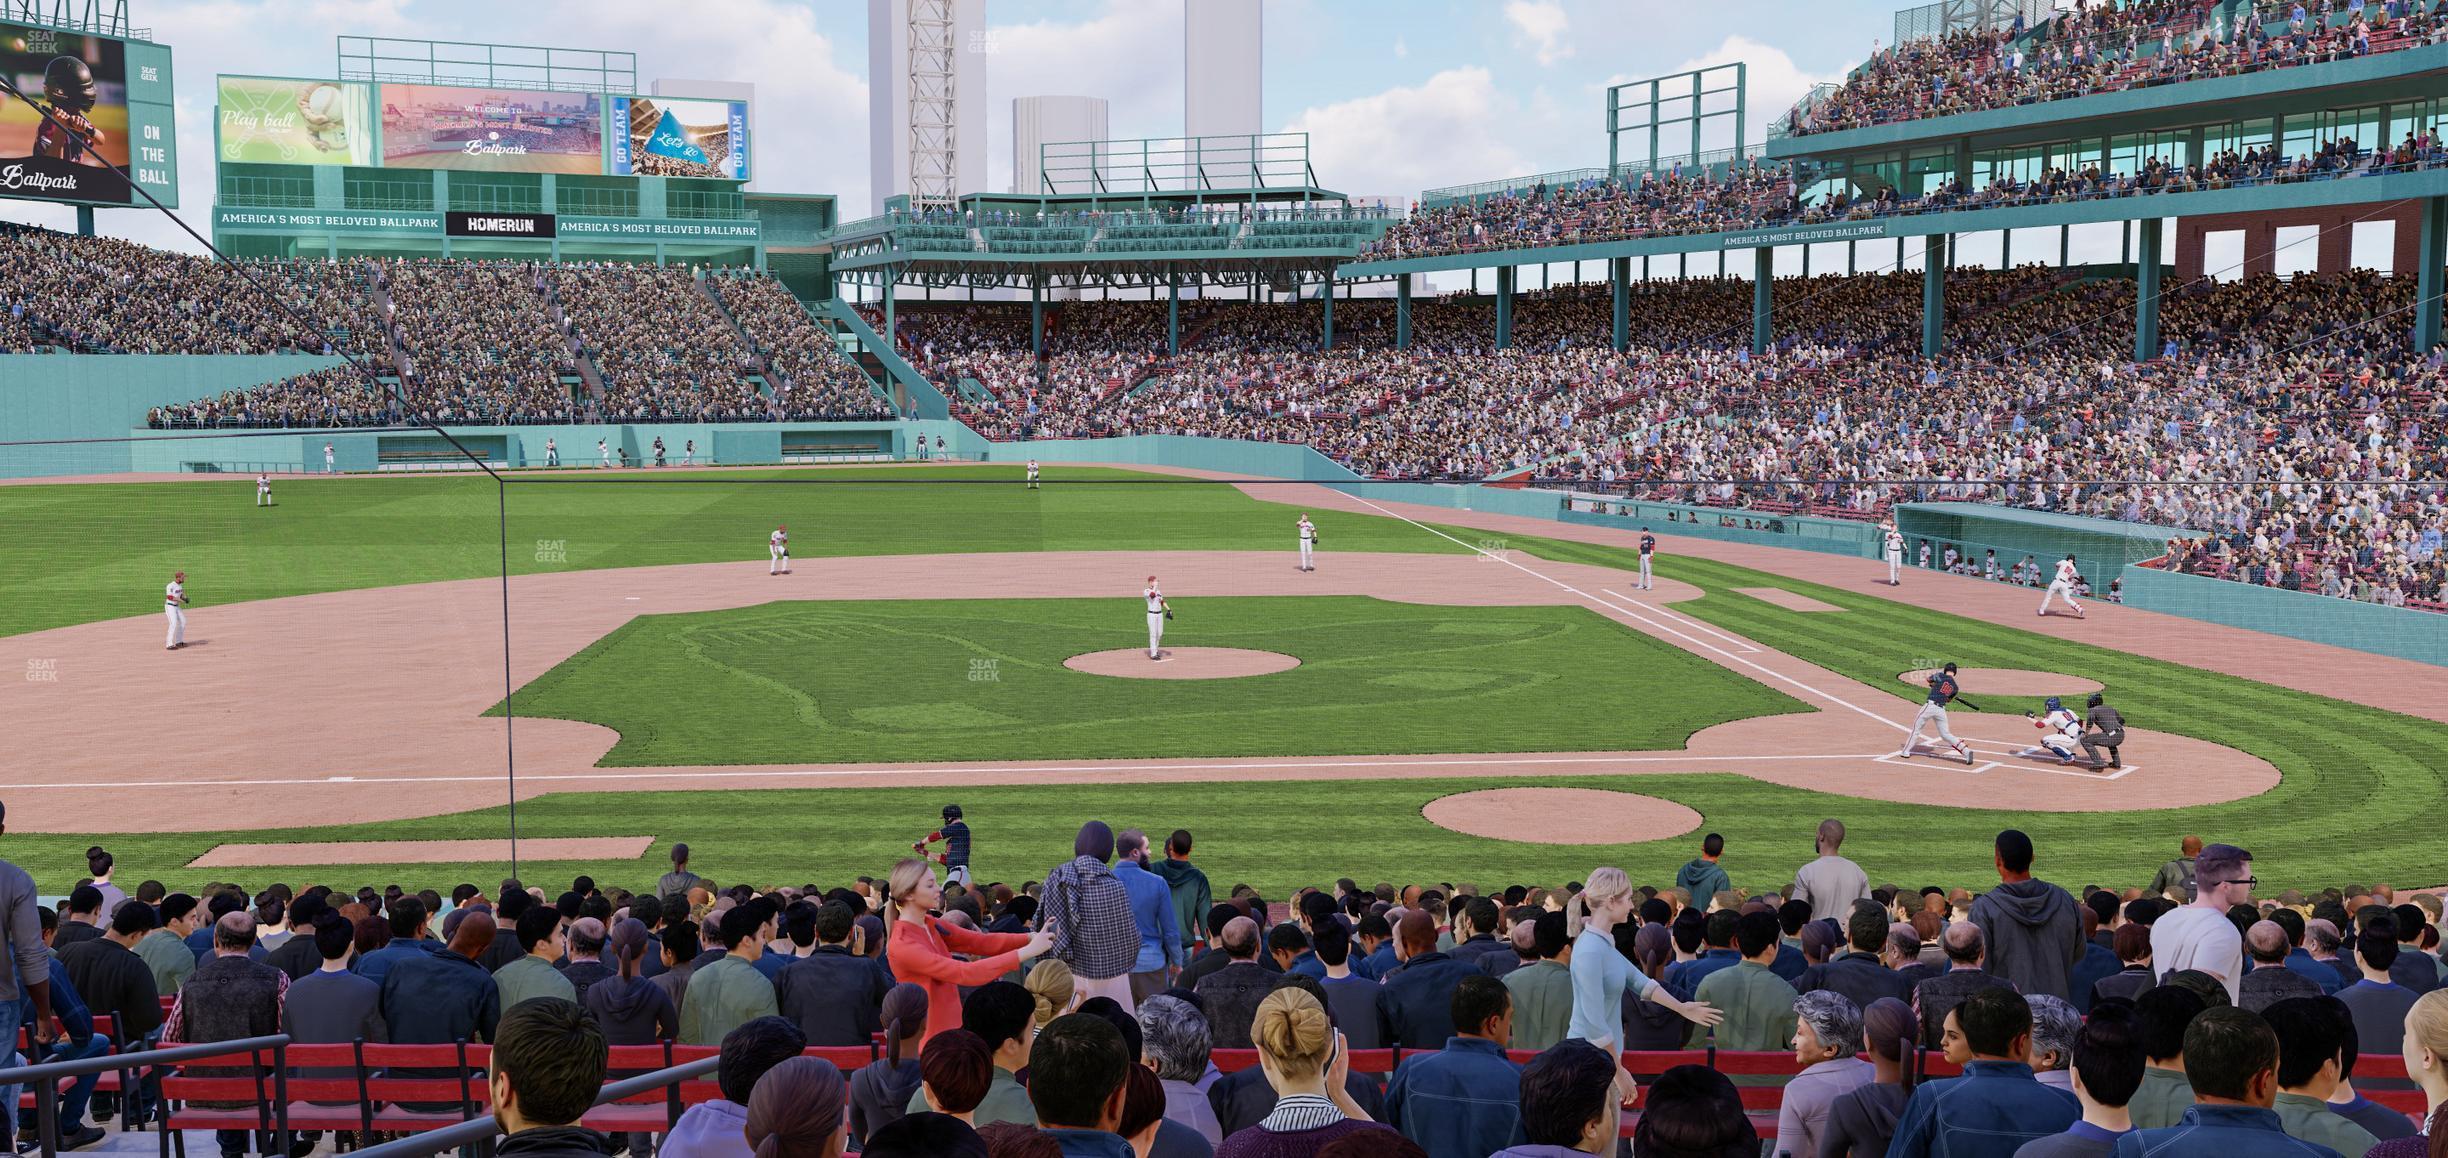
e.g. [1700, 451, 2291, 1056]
[0, 355, 342, 477]
[2118, 565, 2448, 667]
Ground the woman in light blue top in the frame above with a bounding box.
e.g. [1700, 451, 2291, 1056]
[1566, 866, 1721, 1073]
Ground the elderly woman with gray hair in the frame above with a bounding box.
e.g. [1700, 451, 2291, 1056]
[2025, 994, 2083, 1094]
[1137, 994, 1223, 1148]
[1777, 990, 1872, 1158]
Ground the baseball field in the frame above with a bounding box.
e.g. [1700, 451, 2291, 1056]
[3, 462, 2444, 897]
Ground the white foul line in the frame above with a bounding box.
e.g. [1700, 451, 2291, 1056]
[1335, 492, 1908, 734]
[1601, 590, 1761, 653]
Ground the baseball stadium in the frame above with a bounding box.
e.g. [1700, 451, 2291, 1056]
[3, 0, 2448, 1154]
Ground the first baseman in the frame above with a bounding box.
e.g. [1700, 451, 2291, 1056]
[1297, 515, 1316, 572]
[1881, 522, 1904, 586]
[164, 571, 188, 650]
[2039, 554, 2087, 618]
[768, 525, 791, 575]
[1144, 576, 1170, 660]
[255, 473, 272, 508]
[1637, 528, 1657, 590]
[1899, 662, 1975, 764]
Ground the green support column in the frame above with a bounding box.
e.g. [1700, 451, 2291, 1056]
[1321, 278, 1334, 351]
[1801, 244, 1811, 278]
[883, 273, 896, 347]
[2135, 217, 2164, 363]
[2121, 221, 2132, 265]
[1030, 279, 1044, 357]
[2060, 224, 2070, 268]
[1610, 256, 1630, 353]
[1495, 266, 1515, 349]
[1896, 236, 1905, 271]
[1167, 270, 1180, 355]
[2418, 195, 2447, 351]
[75, 206, 94, 236]
[1752, 247, 1773, 356]
[2001, 228, 2012, 269]
[1848, 241, 1857, 275]
[1396, 274, 1413, 351]
[1922, 238, 1945, 357]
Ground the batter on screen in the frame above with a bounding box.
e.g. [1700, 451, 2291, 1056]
[1899, 661, 1976, 764]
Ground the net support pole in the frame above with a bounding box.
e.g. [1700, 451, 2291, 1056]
[2134, 217, 2164, 363]
[1922, 237, 1945, 358]
[1751, 247, 1772, 356]
[1610, 256, 1630, 353]
[2417, 195, 2446, 353]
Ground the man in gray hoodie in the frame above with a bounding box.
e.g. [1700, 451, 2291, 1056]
[1967, 829, 2083, 1000]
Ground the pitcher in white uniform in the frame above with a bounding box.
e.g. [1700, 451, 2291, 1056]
[1296, 515, 1316, 571]
[1144, 576, 1169, 660]
[164, 571, 188, 650]
[2039, 554, 2086, 618]
[1881, 523, 1904, 586]
[769, 525, 791, 575]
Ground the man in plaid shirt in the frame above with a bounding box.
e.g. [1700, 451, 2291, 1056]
[1041, 821, 1141, 1011]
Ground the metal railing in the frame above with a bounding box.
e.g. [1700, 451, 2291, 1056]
[1419, 148, 1760, 206]
[0, 1034, 291, 1158]
[352, 1054, 720, 1158]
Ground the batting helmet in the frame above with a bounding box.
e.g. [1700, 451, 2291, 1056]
[942, 804, 962, 821]
[42, 56, 97, 112]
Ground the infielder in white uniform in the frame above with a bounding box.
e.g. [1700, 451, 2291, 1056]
[1637, 529, 1657, 590]
[1297, 515, 1316, 571]
[2039, 554, 2087, 618]
[2028, 696, 2085, 764]
[1899, 662, 1976, 764]
[1025, 459, 1040, 490]
[255, 474, 272, 508]
[1145, 576, 1169, 660]
[164, 571, 188, 650]
[769, 525, 791, 575]
[1882, 523, 1905, 586]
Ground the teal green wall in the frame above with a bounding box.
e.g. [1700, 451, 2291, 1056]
[2117, 565, 2446, 667]
[1897, 502, 2181, 576]
[0, 354, 342, 477]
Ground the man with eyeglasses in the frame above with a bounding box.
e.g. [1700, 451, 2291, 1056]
[2150, 844, 2255, 1005]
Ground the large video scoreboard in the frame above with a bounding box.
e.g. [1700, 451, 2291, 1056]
[0, 17, 176, 207]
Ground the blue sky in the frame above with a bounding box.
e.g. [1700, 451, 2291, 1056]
[0, 0, 1912, 250]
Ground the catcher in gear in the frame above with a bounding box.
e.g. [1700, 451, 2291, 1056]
[32, 56, 103, 163]
[2026, 696, 2086, 764]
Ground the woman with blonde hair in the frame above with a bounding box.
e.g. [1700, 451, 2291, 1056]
[1566, 867, 1720, 1068]
[1023, 958, 1078, 1030]
[1215, 988, 1388, 1157]
[2371, 988, 2448, 1157]
[884, 857, 1055, 1047]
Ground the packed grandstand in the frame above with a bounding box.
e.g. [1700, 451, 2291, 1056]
[18, 832, 2448, 1157]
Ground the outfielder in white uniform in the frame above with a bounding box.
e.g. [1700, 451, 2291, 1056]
[598, 439, 611, 468]
[255, 474, 272, 508]
[1145, 577, 1169, 660]
[1025, 459, 1040, 490]
[1297, 515, 1316, 572]
[769, 526, 791, 575]
[1899, 663, 1975, 764]
[1882, 523, 1904, 586]
[164, 571, 188, 650]
[323, 443, 334, 473]
[545, 438, 560, 467]
[683, 439, 696, 467]
[2039, 554, 2087, 618]
[1637, 529, 1657, 590]
[2029, 696, 2085, 764]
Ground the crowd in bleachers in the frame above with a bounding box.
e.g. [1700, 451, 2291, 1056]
[1367, 164, 1802, 261]
[0, 233, 380, 357]
[1790, 0, 2448, 137]
[555, 263, 769, 423]
[16, 826, 2448, 1158]
[706, 274, 894, 421]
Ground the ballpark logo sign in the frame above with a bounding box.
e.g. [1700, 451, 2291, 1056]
[24, 658, 57, 683]
[534, 538, 568, 564]
[968, 658, 1000, 682]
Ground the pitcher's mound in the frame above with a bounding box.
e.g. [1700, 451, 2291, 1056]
[1424, 788, 1703, 845]
[1901, 668, 2105, 696]
[1066, 647, 1301, 679]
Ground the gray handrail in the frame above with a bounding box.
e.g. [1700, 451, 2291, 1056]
[0, 1034, 293, 1158]
[349, 1054, 722, 1158]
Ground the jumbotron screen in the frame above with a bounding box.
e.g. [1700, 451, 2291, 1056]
[608, 95, 748, 181]
[0, 19, 177, 207]
[378, 83, 602, 174]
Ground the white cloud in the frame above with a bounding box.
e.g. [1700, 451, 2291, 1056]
[1282, 66, 1553, 202]
[1393, 36, 1408, 59]
[981, 1, 1184, 194]
[1666, 35, 1846, 152]
[1504, 0, 1571, 66]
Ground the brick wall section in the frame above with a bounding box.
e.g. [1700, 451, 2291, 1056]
[2173, 201, 2424, 280]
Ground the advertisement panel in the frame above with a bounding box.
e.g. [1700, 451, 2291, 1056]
[217, 76, 374, 166]
[122, 40, 176, 207]
[379, 83, 601, 173]
[446, 209, 556, 238]
[608, 95, 747, 181]
[0, 19, 135, 203]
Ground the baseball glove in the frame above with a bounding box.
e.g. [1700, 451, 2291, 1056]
[1163, 608, 1175, 620]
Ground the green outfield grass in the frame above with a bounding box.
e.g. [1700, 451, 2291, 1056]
[491, 596, 1803, 765]
[0, 466, 1459, 638]
[10, 469, 2448, 893]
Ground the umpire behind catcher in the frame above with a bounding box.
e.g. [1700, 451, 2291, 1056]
[2079, 692, 2126, 769]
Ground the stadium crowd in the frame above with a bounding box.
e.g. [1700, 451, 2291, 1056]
[1789, 0, 2448, 137]
[11, 825, 2448, 1158]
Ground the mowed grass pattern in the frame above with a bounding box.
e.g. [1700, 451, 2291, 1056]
[494, 596, 1805, 765]
[0, 466, 1464, 638]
